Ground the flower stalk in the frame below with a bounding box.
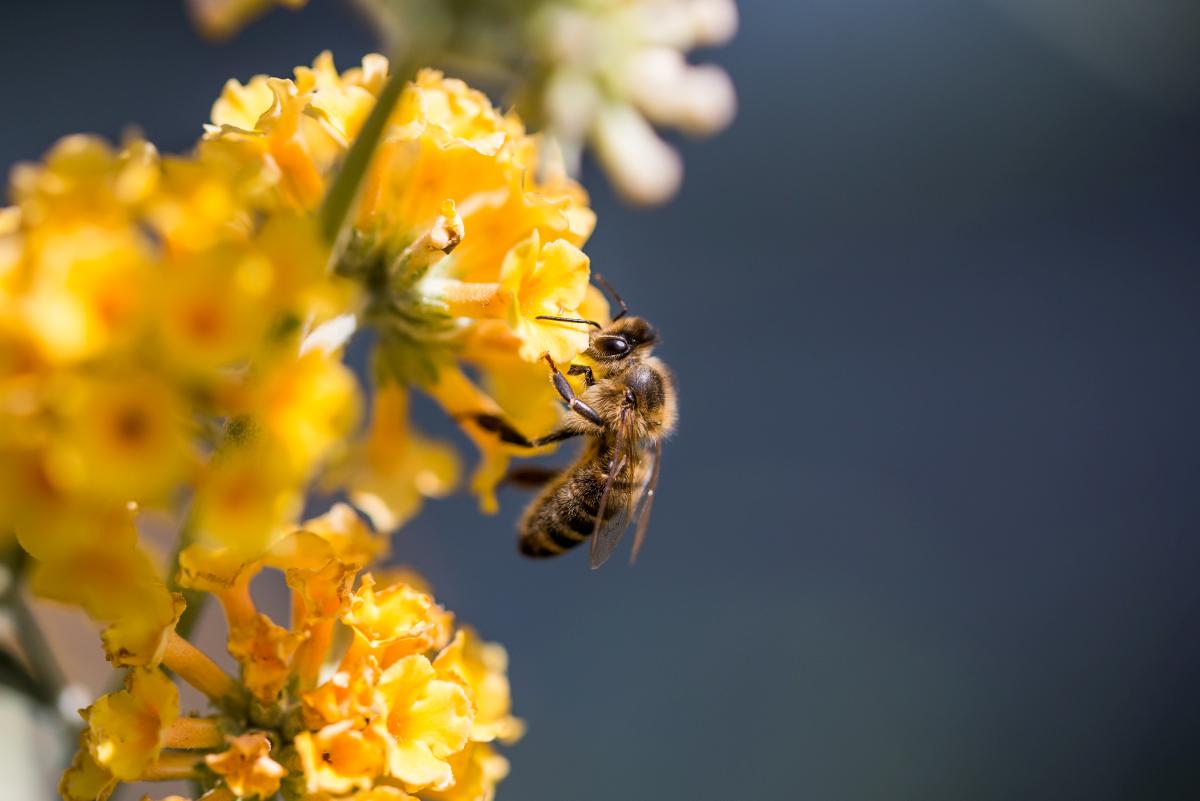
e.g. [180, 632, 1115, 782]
[140, 751, 205, 782]
[166, 517, 205, 641]
[162, 716, 227, 749]
[319, 53, 420, 249]
[0, 546, 66, 711]
[162, 632, 242, 707]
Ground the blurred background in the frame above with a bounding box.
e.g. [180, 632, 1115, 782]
[3, 1, 1200, 799]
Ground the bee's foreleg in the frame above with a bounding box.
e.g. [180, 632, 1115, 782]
[567, 364, 596, 386]
[544, 355, 603, 426]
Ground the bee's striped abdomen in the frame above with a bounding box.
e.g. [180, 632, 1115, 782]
[517, 441, 645, 558]
[518, 454, 621, 558]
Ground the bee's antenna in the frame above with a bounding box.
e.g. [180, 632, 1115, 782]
[536, 315, 602, 329]
[594, 274, 629, 320]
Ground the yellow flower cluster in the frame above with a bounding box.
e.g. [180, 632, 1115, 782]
[61, 504, 522, 801]
[0, 128, 358, 638]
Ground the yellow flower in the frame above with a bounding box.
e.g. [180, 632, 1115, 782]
[205, 732, 288, 798]
[343, 574, 454, 667]
[376, 654, 473, 791]
[10, 134, 153, 227]
[0, 450, 110, 558]
[191, 438, 305, 557]
[356, 129, 511, 250]
[425, 742, 511, 801]
[100, 588, 187, 668]
[155, 242, 274, 372]
[84, 668, 179, 781]
[28, 533, 160, 621]
[44, 371, 194, 506]
[209, 72, 275, 130]
[296, 51, 382, 144]
[177, 543, 261, 628]
[295, 719, 389, 795]
[7, 136, 154, 364]
[60, 732, 117, 801]
[256, 210, 350, 319]
[499, 231, 592, 363]
[188, 0, 308, 39]
[279, 537, 358, 621]
[325, 384, 459, 533]
[154, 212, 346, 369]
[226, 612, 303, 703]
[242, 348, 361, 478]
[16, 217, 150, 365]
[293, 501, 389, 567]
[435, 630, 524, 744]
[145, 151, 257, 253]
[206, 75, 342, 209]
[448, 170, 595, 286]
[284, 549, 357, 689]
[301, 661, 381, 731]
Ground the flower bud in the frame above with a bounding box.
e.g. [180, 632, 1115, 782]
[593, 104, 683, 205]
[690, 0, 740, 46]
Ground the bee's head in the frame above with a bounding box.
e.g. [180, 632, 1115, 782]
[534, 274, 657, 362]
[587, 315, 658, 361]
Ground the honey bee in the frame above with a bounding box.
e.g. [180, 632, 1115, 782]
[471, 277, 676, 568]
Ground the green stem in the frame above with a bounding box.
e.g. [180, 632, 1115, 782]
[319, 53, 422, 249]
[168, 414, 257, 640]
[166, 514, 204, 640]
[0, 545, 66, 711]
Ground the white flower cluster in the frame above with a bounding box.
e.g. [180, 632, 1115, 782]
[537, 0, 739, 204]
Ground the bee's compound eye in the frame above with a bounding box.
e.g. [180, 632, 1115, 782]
[597, 336, 631, 357]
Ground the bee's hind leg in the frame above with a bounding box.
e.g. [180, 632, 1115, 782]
[502, 465, 560, 489]
[468, 414, 535, 446]
[468, 414, 582, 448]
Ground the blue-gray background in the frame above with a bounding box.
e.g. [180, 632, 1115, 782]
[4, 2, 1200, 799]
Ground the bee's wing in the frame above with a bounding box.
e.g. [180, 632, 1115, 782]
[588, 405, 648, 569]
[628, 438, 662, 564]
